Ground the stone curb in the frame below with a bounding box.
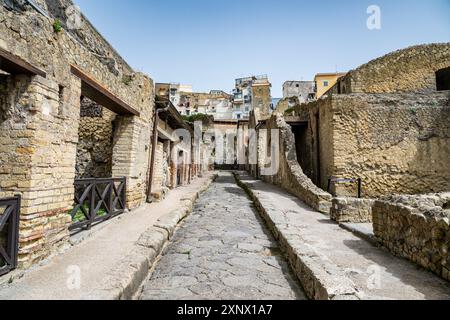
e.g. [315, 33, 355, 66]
[84, 173, 218, 300]
[339, 223, 378, 247]
[233, 172, 360, 301]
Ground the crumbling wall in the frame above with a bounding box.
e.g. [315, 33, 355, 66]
[330, 197, 374, 223]
[336, 43, 450, 94]
[261, 114, 332, 213]
[373, 193, 450, 281]
[252, 84, 272, 117]
[152, 141, 169, 201]
[294, 92, 450, 198]
[330, 92, 450, 197]
[75, 98, 115, 179]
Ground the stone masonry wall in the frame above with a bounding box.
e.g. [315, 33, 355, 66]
[331, 197, 375, 223]
[335, 43, 450, 94]
[252, 84, 272, 118]
[373, 193, 450, 281]
[152, 141, 169, 201]
[260, 113, 332, 213]
[294, 92, 450, 198]
[330, 93, 450, 198]
[76, 98, 115, 179]
[0, 1, 154, 267]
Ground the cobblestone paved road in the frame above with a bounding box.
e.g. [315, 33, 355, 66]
[140, 172, 306, 300]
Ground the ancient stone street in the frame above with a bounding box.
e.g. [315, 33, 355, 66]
[140, 172, 306, 300]
[1, 0, 449, 302]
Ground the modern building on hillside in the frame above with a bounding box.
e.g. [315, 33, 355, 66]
[168, 83, 193, 108]
[176, 90, 234, 120]
[232, 75, 272, 120]
[314, 73, 347, 99]
[282, 81, 316, 103]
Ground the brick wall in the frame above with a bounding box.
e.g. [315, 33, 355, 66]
[0, 1, 154, 267]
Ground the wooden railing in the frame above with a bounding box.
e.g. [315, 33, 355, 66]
[0, 195, 20, 277]
[69, 177, 126, 232]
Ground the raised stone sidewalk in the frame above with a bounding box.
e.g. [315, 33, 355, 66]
[0, 173, 216, 300]
[235, 172, 450, 300]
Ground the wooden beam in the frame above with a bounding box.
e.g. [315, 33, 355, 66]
[0, 47, 46, 77]
[70, 65, 140, 116]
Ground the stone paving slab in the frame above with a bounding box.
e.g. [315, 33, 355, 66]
[0, 173, 216, 300]
[140, 172, 306, 300]
[235, 172, 450, 300]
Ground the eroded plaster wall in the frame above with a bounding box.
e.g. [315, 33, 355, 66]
[330, 93, 450, 197]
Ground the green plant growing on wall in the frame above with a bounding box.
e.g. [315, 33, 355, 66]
[284, 107, 296, 116]
[122, 75, 133, 86]
[182, 113, 214, 126]
[53, 20, 62, 33]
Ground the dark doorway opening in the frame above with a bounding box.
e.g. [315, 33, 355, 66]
[436, 67, 450, 91]
[291, 123, 314, 181]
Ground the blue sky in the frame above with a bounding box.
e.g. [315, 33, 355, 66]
[75, 0, 450, 97]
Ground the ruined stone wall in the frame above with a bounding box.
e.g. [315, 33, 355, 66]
[252, 84, 271, 117]
[294, 92, 450, 198]
[75, 99, 115, 179]
[373, 193, 450, 281]
[330, 197, 374, 223]
[335, 43, 450, 94]
[274, 97, 301, 115]
[247, 111, 258, 177]
[292, 97, 334, 190]
[0, 1, 154, 267]
[151, 141, 167, 201]
[260, 114, 332, 213]
[329, 93, 450, 197]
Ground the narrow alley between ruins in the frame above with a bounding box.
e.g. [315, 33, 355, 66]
[139, 172, 306, 300]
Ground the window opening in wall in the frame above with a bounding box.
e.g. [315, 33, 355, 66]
[0, 72, 10, 122]
[58, 85, 65, 116]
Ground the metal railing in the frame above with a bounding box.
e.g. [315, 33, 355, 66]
[327, 177, 363, 198]
[69, 177, 126, 232]
[0, 195, 20, 277]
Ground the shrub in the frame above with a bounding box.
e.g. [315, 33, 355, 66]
[53, 20, 62, 33]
